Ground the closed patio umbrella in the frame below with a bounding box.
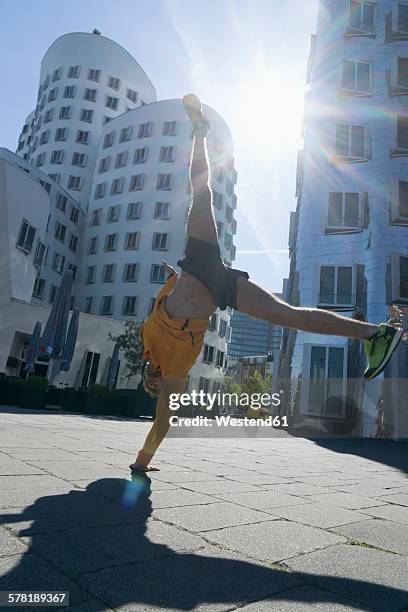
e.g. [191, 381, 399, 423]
[24, 321, 42, 374]
[107, 343, 120, 389]
[39, 270, 73, 358]
[60, 308, 80, 372]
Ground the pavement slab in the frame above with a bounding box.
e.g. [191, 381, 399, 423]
[267, 502, 368, 529]
[332, 518, 408, 555]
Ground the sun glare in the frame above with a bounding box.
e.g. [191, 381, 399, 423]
[232, 72, 305, 154]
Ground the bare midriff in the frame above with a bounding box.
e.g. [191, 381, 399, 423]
[164, 270, 216, 320]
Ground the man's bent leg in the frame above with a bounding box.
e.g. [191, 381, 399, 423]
[236, 276, 378, 341]
[131, 377, 187, 471]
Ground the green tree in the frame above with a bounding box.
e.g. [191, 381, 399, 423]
[109, 320, 145, 379]
[241, 370, 272, 396]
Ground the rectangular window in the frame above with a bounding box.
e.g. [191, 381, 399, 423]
[44, 109, 54, 123]
[80, 109, 94, 123]
[101, 295, 114, 315]
[123, 296, 138, 315]
[88, 236, 98, 254]
[107, 204, 121, 222]
[397, 115, 408, 149]
[86, 265, 96, 284]
[48, 173, 60, 183]
[32, 277, 45, 299]
[319, 266, 354, 306]
[129, 173, 145, 191]
[151, 264, 166, 283]
[76, 130, 89, 144]
[156, 173, 172, 190]
[36, 153, 45, 167]
[52, 67, 62, 82]
[127, 201, 142, 219]
[17, 219, 36, 253]
[103, 131, 115, 148]
[119, 126, 133, 142]
[70, 206, 80, 224]
[88, 68, 101, 82]
[133, 147, 148, 163]
[203, 344, 215, 364]
[48, 87, 58, 102]
[104, 233, 118, 252]
[123, 263, 139, 282]
[397, 57, 408, 88]
[327, 192, 361, 228]
[148, 297, 156, 315]
[335, 124, 368, 160]
[33, 240, 46, 267]
[102, 263, 115, 283]
[94, 182, 106, 199]
[55, 127, 68, 142]
[111, 177, 124, 195]
[105, 95, 119, 110]
[108, 76, 120, 90]
[51, 149, 64, 164]
[67, 263, 77, 281]
[219, 319, 227, 337]
[124, 231, 140, 249]
[84, 296, 94, 314]
[138, 122, 152, 138]
[208, 313, 218, 331]
[54, 221, 66, 243]
[115, 151, 128, 168]
[159, 146, 175, 162]
[67, 65, 80, 78]
[63, 85, 76, 98]
[152, 232, 168, 250]
[52, 252, 66, 274]
[163, 120, 177, 136]
[126, 88, 137, 103]
[213, 191, 223, 209]
[90, 208, 102, 226]
[84, 88, 97, 102]
[67, 175, 82, 190]
[98, 156, 110, 173]
[49, 284, 57, 304]
[69, 234, 78, 253]
[349, 1, 376, 33]
[154, 201, 169, 219]
[307, 345, 346, 416]
[342, 60, 371, 94]
[216, 350, 225, 368]
[72, 152, 87, 167]
[59, 106, 72, 120]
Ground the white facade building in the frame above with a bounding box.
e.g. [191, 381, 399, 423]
[278, 0, 408, 439]
[5, 30, 239, 388]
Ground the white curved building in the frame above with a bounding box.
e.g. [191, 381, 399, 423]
[77, 99, 238, 386]
[279, 0, 408, 438]
[12, 31, 239, 387]
[16, 31, 156, 210]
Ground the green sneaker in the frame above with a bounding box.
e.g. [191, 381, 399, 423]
[363, 323, 403, 380]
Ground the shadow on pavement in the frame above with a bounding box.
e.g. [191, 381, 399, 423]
[0, 477, 407, 610]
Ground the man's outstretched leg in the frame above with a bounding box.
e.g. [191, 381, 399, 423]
[235, 276, 403, 379]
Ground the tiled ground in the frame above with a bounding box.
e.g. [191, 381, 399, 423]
[0, 406, 407, 611]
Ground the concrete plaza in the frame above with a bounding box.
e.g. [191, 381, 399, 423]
[0, 406, 407, 611]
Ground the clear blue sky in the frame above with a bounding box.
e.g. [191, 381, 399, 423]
[0, 0, 318, 293]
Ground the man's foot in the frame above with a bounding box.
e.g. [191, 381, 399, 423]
[129, 461, 160, 473]
[363, 324, 403, 380]
[182, 93, 210, 136]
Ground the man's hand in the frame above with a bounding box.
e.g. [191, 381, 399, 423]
[163, 261, 178, 278]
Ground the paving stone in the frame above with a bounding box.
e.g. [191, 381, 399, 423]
[180, 479, 261, 495]
[0, 527, 27, 557]
[5, 448, 86, 461]
[0, 455, 45, 476]
[224, 473, 295, 485]
[307, 492, 388, 510]
[150, 488, 219, 508]
[214, 490, 313, 510]
[238, 585, 368, 611]
[332, 518, 408, 555]
[375, 492, 408, 507]
[0, 553, 92, 606]
[268, 503, 367, 529]
[359, 504, 408, 524]
[23, 520, 204, 576]
[263, 482, 329, 496]
[153, 501, 274, 532]
[202, 520, 344, 562]
[0, 474, 68, 491]
[24, 460, 124, 480]
[78, 544, 301, 611]
[287, 544, 408, 611]
[335, 483, 399, 498]
[150, 470, 222, 483]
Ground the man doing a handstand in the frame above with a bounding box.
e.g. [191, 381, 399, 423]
[130, 94, 403, 472]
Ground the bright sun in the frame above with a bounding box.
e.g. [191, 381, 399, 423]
[232, 73, 305, 154]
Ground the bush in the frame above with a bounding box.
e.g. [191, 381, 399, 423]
[87, 384, 111, 397]
[25, 376, 48, 392]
